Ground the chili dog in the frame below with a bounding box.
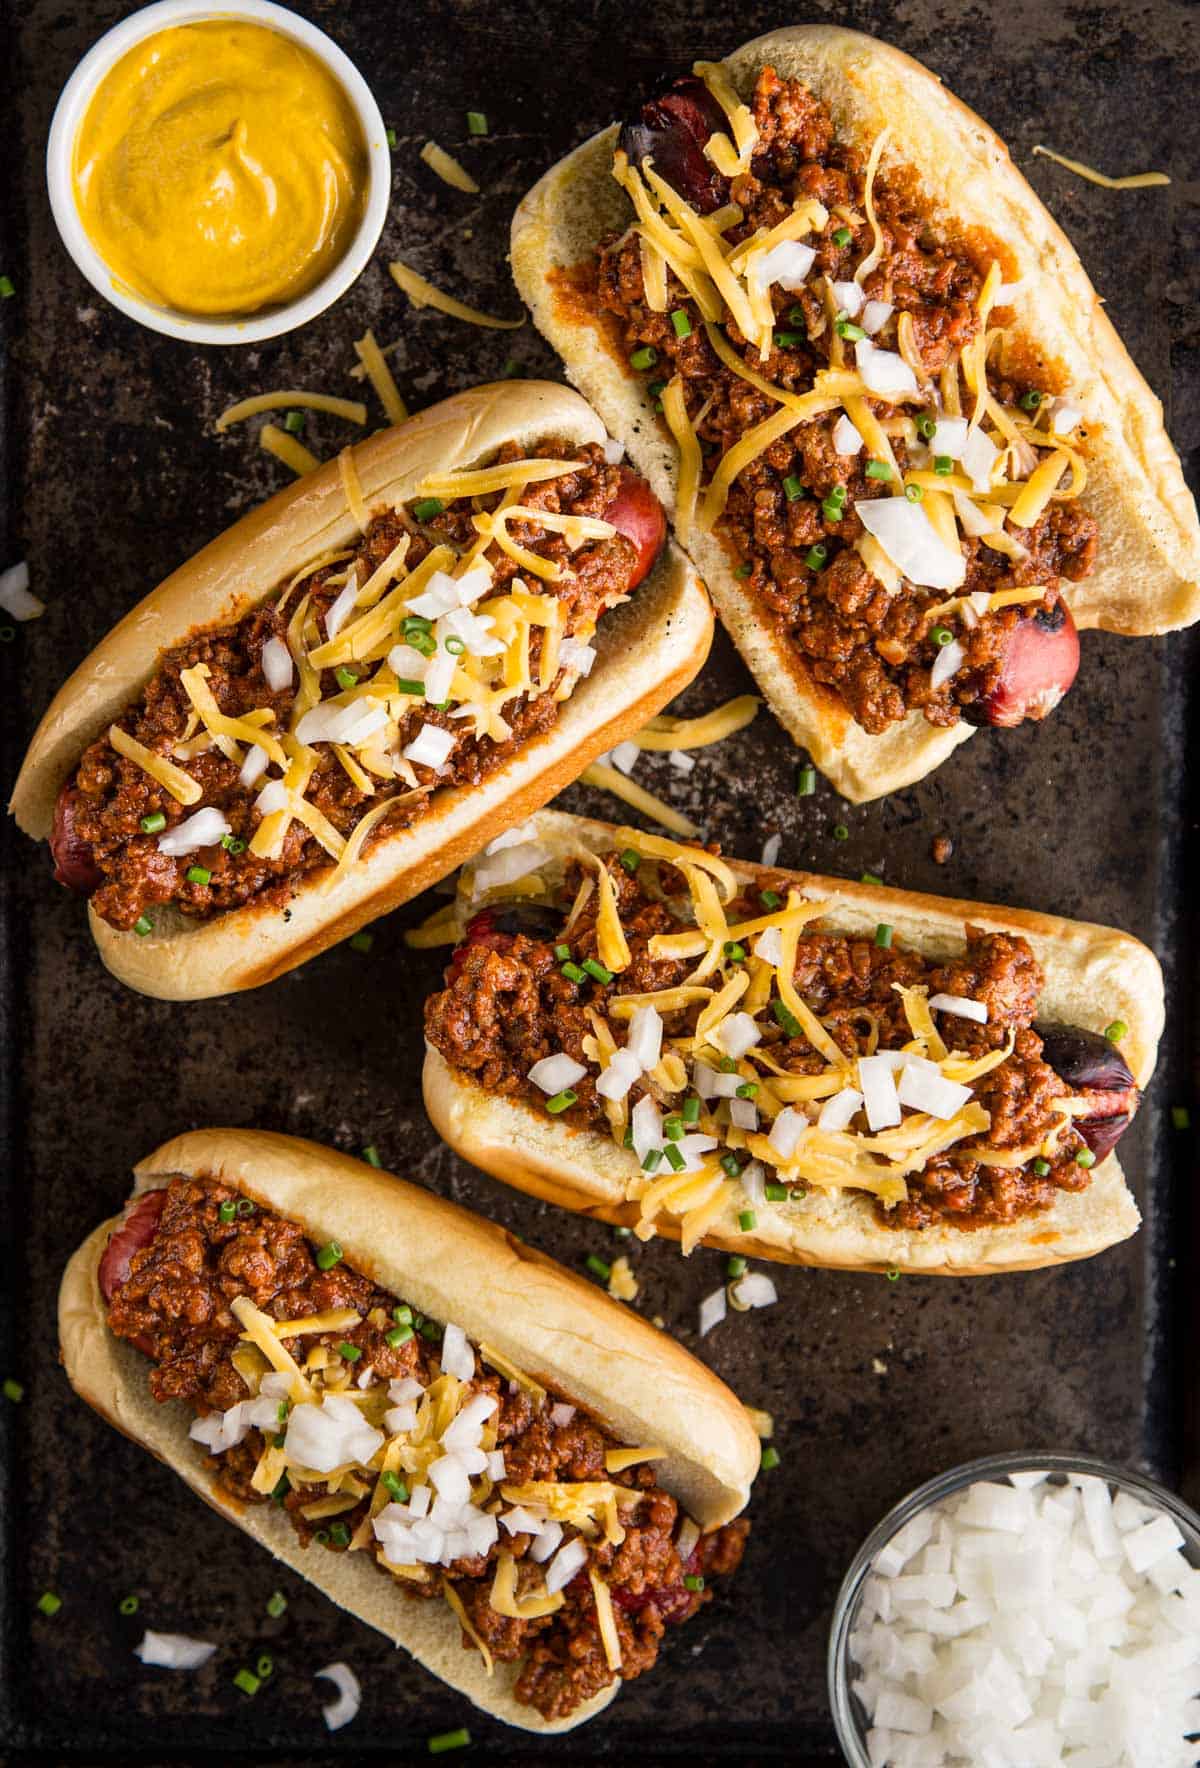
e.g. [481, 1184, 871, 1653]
[10, 382, 711, 999]
[421, 812, 1162, 1274]
[511, 28, 1200, 802]
[60, 1129, 758, 1731]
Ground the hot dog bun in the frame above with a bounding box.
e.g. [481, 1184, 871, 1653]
[11, 382, 712, 999]
[510, 26, 1200, 802]
[58, 1128, 759, 1732]
[422, 811, 1163, 1274]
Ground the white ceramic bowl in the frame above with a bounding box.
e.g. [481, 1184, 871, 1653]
[46, 0, 391, 344]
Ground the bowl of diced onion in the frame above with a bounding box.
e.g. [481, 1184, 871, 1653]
[827, 1451, 1200, 1768]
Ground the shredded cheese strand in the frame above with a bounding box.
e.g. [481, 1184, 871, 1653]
[389, 260, 525, 329]
[216, 391, 367, 432]
[260, 424, 320, 476]
[1031, 144, 1170, 189]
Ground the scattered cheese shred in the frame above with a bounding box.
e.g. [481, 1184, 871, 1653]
[260, 423, 320, 476]
[419, 140, 480, 194]
[635, 694, 759, 752]
[415, 459, 577, 500]
[389, 260, 525, 329]
[589, 1567, 623, 1671]
[661, 376, 701, 543]
[352, 329, 408, 425]
[217, 391, 366, 432]
[577, 763, 701, 838]
[604, 1446, 667, 1474]
[232, 1296, 313, 1404]
[107, 725, 202, 806]
[442, 1578, 497, 1672]
[1031, 144, 1170, 189]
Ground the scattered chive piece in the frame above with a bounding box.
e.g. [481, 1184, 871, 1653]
[761, 889, 782, 909]
[832, 226, 852, 247]
[614, 1225, 632, 1239]
[796, 765, 816, 797]
[582, 957, 613, 984]
[772, 999, 803, 1038]
[727, 1255, 748, 1279]
[466, 111, 487, 135]
[386, 126, 398, 149]
[791, 1186, 807, 1201]
[386, 1323, 413, 1348]
[237, 1198, 255, 1217]
[329, 1524, 350, 1548]
[760, 1445, 780, 1470]
[119, 1595, 139, 1615]
[773, 330, 805, 348]
[185, 864, 211, 886]
[271, 1473, 290, 1503]
[382, 1471, 409, 1502]
[361, 1145, 382, 1169]
[546, 1090, 577, 1114]
[502, 357, 521, 378]
[140, 811, 166, 834]
[134, 914, 153, 937]
[821, 497, 845, 524]
[670, 308, 692, 339]
[933, 455, 953, 475]
[1171, 1105, 1191, 1130]
[904, 482, 924, 503]
[875, 923, 894, 949]
[256, 1653, 275, 1679]
[444, 634, 466, 656]
[1104, 1019, 1129, 1042]
[719, 1057, 737, 1073]
[861, 871, 883, 885]
[787, 304, 806, 324]
[629, 345, 658, 371]
[865, 459, 893, 481]
[782, 474, 806, 501]
[765, 1183, 789, 1202]
[804, 544, 828, 570]
[619, 848, 641, 874]
[316, 1239, 343, 1271]
[648, 379, 667, 397]
[277, 1399, 289, 1423]
[829, 483, 848, 504]
[1075, 1149, 1096, 1169]
[663, 1115, 684, 1141]
[554, 943, 571, 960]
[403, 615, 432, 636]
[233, 1668, 260, 1697]
[413, 497, 444, 522]
[419, 1319, 442, 1342]
[313, 1530, 329, 1546]
[835, 318, 866, 341]
[350, 932, 375, 957]
[886, 1268, 901, 1282]
[1032, 1158, 1051, 1176]
[1020, 389, 1042, 410]
[623, 1127, 634, 1150]
[916, 414, 937, 440]
[393, 1305, 413, 1325]
[642, 1148, 664, 1173]
[0, 275, 14, 298]
[429, 1730, 472, 1756]
[736, 1082, 758, 1100]
[222, 835, 246, 853]
[561, 961, 587, 984]
[930, 625, 955, 648]
[267, 1591, 287, 1618]
[335, 665, 359, 692]
[683, 1096, 701, 1124]
[738, 1208, 757, 1231]
[664, 1143, 686, 1171]
[2, 1378, 23, 1403]
[283, 409, 306, 435]
[684, 1574, 705, 1592]
[720, 1154, 741, 1179]
[832, 824, 850, 842]
[586, 1254, 612, 1281]
[735, 561, 753, 577]
[723, 941, 746, 963]
[219, 1200, 237, 1223]
[37, 1592, 62, 1616]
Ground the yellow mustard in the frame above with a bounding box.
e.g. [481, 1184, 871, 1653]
[72, 21, 369, 316]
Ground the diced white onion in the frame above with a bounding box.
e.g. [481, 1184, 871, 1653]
[484, 822, 538, 856]
[261, 635, 294, 691]
[259, 1371, 292, 1399]
[314, 1661, 361, 1732]
[769, 1105, 807, 1159]
[819, 1086, 863, 1131]
[453, 562, 494, 607]
[488, 1450, 506, 1480]
[422, 648, 457, 706]
[897, 1056, 973, 1120]
[668, 749, 695, 774]
[960, 426, 999, 493]
[610, 740, 640, 775]
[549, 1402, 576, 1427]
[699, 1287, 727, 1337]
[0, 561, 44, 621]
[189, 1394, 276, 1452]
[596, 1047, 642, 1102]
[502, 1505, 543, 1535]
[631, 1094, 662, 1162]
[930, 637, 965, 692]
[931, 417, 969, 459]
[760, 833, 782, 867]
[546, 1536, 589, 1593]
[470, 841, 551, 894]
[951, 490, 993, 540]
[740, 1160, 766, 1207]
[734, 1271, 778, 1309]
[158, 806, 232, 857]
[428, 1453, 472, 1505]
[752, 239, 815, 292]
[627, 1005, 663, 1071]
[530, 1520, 563, 1563]
[384, 1403, 418, 1435]
[833, 413, 864, 456]
[1051, 400, 1083, 435]
[832, 279, 864, 317]
[730, 1097, 758, 1130]
[753, 926, 784, 967]
[527, 1053, 587, 1095]
[440, 1321, 475, 1382]
[858, 1055, 902, 1131]
[856, 500, 965, 591]
[402, 722, 455, 770]
[283, 1394, 384, 1473]
[437, 604, 504, 658]
[323, 570, 360, 642]
[559, 636, 597, 677]
[296, 699, 389, 748]
[387, 642, 430, 681]
[135, 1631, 217, 1670]
[861, 300, 893, 336]
[855, 339, 919, 397]
[929, 992, 988, 1024]
[674, 1133, 719, 1173]
[239, 743, 270, 788]
[404, 571, 464, 620]
[603, 436, 624, 464]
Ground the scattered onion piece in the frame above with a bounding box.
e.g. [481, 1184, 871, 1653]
[314, 1661, 361, 1732]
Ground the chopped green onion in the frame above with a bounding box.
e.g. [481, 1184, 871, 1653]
[796, 766, 816, 797]
[735, 561, 753, 578]
[2, 1378, 23, 1403]
[256, 1653, 275, 1679]
[664, 1143, 686, 1171]
[386, 127, 398, 150]
[642, 1148, 664, 1173]
[933, 455, 953, 476]
[236, 1197, 255, 1217]
[861, 871, 883, 885]
[0, 626, 15, 642]
[726, 1255, 748, 1279]
[221, 834, 246, 853]
[663, 1115, 684, 1141]
[761, 889, 782, 909]
[930, 625, 955, 648]
[821, 497, 845, 524]
[554, 943, 572, 961]
[832, 226, 852, 247]
[582, 957, 614, 984]
[233, 1668, 260, 1697]
[916, 414, 937, 440]
[429, 1730, 472, 1756]
[772, 999, 803, 1038]
[735, 1082, 758, 1100]
[832, 824, 850, 842]
[329, 1524, 351, 1547]
[313, 1530, 330, 1546]
[1020, 389, 1042, 410]
[719, 1057, 737, 1072]
[119, 1595, 139, 1615]
[1075, 1148, 1096, 1169]
[619, 848, 641, 873]
[0, 275, 14, 299]
[403, 614, 432, 636]
[586, 1254, 612, 1281]
[738, 1208, 757, 1231]
[773, 330, 805, 348]
[134, 914, 154, 937]
[382, 1471, 409, 1502]
[546, 1089, 577, 1114]
[684, 1574, 705, 1592]
[219, 1200, 237, 1223]
[350, 932, 375, 956]
[266, 1590, 287, 1618]
[316, 1240, 343, 1271]
[764, 1183, 788, 1202]
[1031, 1158, 1051, 1176]
[270, 1473, 290, 1503]
[865, 459, 893, 481]
[886, 1268, 901, 1282]
[791, 1186, 807, 1201]
[466, 111, 487, 135]
[277, 1400, 289, 1423]
[37, 1592, 62, 1616]
[362, 1143, 382, 1166]
[835, 318, 866, 341]
[395, 677, 425, 697]
[335, 665, 359, 692]
[413, 497, 445, 522]
[1104, 1020, 1129, 1043]
[783, 474, 806, 501]
[502, 357, 522, 377]
[630, 345, 658, 371]
[393, 1304, 413, 1325]
[829, 483, 848, 504]
[721, 1156, 742, 1181]
[648, 379, 668, 397]
[185, 865, 211, 886]
[875, 924, 893, 949]
[561, 961, 587, 984]
[1171, 1105, 1191, 1131]
[787, 304, 806, 325]
[723, 941, 746, 963]
[760, 1445, 780, 1470]
[804, 544, 828, 570]
[613, 1225, 632, 1238]
[140, 811, 166, 834]
[444, 635, 467, 656]
[670, 308, 692, 338]
[904, 483, 924, 503]
[283, 409, 306, 435]
[682, 1096, 701, 1124]
[386, 1323, 413, 1348]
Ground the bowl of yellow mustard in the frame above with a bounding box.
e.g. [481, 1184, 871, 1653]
[47, 0, 391, 342]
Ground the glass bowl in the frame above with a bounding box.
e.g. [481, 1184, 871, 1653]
[827, 1449, 1200, 1766]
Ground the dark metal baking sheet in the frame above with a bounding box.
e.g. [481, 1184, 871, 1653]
[1, 0, 1197, 1761]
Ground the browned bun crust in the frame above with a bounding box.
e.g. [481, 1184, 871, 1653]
[11, 383, 712, 998]
[421, 811, 1162, 1274]
[58, 1129, 759, 1730]
[509, 26, 1200, 803]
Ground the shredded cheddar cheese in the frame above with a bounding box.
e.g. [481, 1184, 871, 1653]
[389, 260, 525, 328]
